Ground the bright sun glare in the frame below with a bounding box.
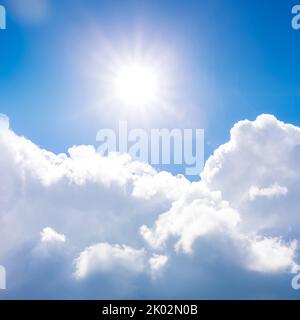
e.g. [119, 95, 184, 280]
[114, 63, 159, 107]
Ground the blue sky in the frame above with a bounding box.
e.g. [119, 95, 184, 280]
[1, 0, 300, 300]
[1, 0, 300, 162]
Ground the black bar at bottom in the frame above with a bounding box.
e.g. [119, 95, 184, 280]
[0, 300, 299, 319]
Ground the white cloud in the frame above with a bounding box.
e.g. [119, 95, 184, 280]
[141, 183, 240, 254]
[132, 171, 190, 202]
[149, 254, 168, 276]
[74, 243, 146, 279]
[141, 114, 300, 272]
[201, 114, 300, 232]
[40, 227, 66, 243]
[245, 237, 297, 273]
[0, 116, 185, 260]
[1, 113, 300, 298]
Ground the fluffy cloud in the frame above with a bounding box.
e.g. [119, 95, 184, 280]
[141, 184, 240, 254]
[1, 113, 300, 298]
[40, 227, 66, 244]
[245, 237, 297, 273]
[0, 114, 187, 258]
[141, 114, 300, 273]
[74, 243, 146, 279]
[201, 114, 300, 233]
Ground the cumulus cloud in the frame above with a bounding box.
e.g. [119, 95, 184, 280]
[0, 113, 300, 298]
[201, 114, 300, 232]
[74, 243, 146, 279]
[141, 184, 240, 254]
[142, 114, 300, 273]
[245, 237, 297, 273]
[132, 171, 190, 202]
[40, 227, 66, 244]
[0, 114, 186, 258]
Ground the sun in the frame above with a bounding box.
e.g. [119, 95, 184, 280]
[114, 63, 159, 107]
[84, 40, 174, 120]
